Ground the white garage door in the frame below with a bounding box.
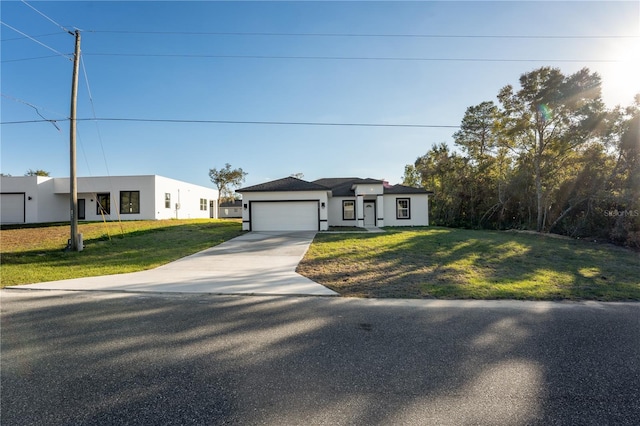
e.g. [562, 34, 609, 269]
[1, 193, 25, 224]
[251, 201, 318, 231]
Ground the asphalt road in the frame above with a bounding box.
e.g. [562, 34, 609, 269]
[1, 290, 639, 425]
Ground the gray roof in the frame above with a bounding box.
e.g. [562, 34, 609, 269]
[219, 200, 243, 207]
[236, 177, 329, 193]
[238, 176, 432, 195]
[384, 184, 434, 195]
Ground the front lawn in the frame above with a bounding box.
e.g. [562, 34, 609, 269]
[297, 227, 640, 300]
[0, 219, 243, 287]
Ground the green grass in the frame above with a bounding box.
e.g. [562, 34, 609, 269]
[0, 219, 243, 287]
[297, 227, 640, 300]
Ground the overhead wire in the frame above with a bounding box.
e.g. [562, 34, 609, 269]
[0, 21, 72, 60]
[1, 93, 63, 131]
[87, 29, 639, 39]
[20, 0, 74, 35]
[1, 31, 65, 41]
[1, 54, 66, 63]
[1, 117, 461, 129]
[82, 52, 620, 63]
[80, 55, 113, 179]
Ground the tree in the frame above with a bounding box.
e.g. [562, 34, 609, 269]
[401, 164, 421, 187]
[209, 163, 248, 203]
[453, 101, 499, 163]
[25, 169, 50, 176]
[497, 67, 605, 231]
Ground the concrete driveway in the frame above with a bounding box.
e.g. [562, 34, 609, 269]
[9, 231, 337, 296]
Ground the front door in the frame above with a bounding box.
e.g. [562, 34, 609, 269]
[364, 201, 375, 226]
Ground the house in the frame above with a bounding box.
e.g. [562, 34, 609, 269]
[236, 176, 433, 232]
[0, 175, 218, 225]
[218, 199, 243, 218]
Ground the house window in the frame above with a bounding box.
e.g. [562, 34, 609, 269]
[120, 191, 140, 214]
[396, 198, 410, 219]
[343, 200, 355, 220]
[200, 198, 208, 211]
[165, 193, 171, 209]
[96, 193, 110, 215]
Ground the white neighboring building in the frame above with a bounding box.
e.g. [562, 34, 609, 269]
[0, 175, 218, 225]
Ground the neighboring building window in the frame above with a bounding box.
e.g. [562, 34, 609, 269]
[120, 191, 140, 214]
[343, 200, 355, 220]
[165, 193, 171, 209]
[397, 198, 410, 219]
[96, 193, 110, 215]
[200, 198, 207, 211]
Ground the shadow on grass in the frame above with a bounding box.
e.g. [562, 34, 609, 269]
[298, 227, 640, 300]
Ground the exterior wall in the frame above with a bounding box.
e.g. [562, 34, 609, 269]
[0, 176, 67, 224]
[383, 194, 430, 227]
[153, 176, 217, 220]
[219, 206, 242, 218]
[353, 183, 384, 197]
[240, 190, 329, 231]
[55, 176, 157, 221]
[327, 196, 358, 227]
[1, 175, 218, 224]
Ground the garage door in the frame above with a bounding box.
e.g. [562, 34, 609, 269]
[1, 193, 25, 224]
[251, 201, 318, 231]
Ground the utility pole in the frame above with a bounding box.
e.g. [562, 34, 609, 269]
[69, 29, 81, 251]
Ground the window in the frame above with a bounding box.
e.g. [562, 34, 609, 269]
[396, 198, 410, 219]
[120, 191, 140, 214]
[200, 198, 208, 211]
[343, 200, 355, 220]
[165, 193, 171, 209]
[96, 193, 110, 215]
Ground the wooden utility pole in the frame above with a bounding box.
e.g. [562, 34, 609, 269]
[69, 30, 81, 251]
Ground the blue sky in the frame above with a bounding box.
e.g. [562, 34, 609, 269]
[2, 1, 639, 188]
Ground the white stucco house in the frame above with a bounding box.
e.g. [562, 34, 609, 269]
[218, 200, 243, 219]
[0, 175, 218, 225]
[236, 176, 433, 232]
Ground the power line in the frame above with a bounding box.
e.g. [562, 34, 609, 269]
[0, 117, 461, 129]
[0, 21, 72, 60]
[1, 32, 64, 42]
[1, 55, 64, 63]
[80, 56, 113, 179]
[20, 0, 74, 35]
[88, 29, 639, 39]
[0, 93, 63, 131]
[83, 52, 620, 63]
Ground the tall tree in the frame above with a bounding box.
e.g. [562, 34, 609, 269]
[208, 163, 248, 202]
[453, 101, 499, 163]
[497, 67, 605, 231]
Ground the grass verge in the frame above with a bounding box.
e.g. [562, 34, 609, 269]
[1, 219, 243, 287]
[297, 227, 640, 300]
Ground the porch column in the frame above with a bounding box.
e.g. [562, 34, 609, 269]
[376, 195, 384, 227]
[356, 194, 364, 228]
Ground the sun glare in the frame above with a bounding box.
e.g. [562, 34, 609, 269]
[600, 37, 640, 107]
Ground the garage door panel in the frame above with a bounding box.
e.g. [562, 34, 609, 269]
[252, 201, 318, 231]
[1, 193, 25, 224]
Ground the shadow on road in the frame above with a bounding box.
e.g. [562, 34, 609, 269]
[1, 291, 639, 425]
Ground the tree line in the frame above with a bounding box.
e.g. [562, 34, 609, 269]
[403, 67, 639, 248]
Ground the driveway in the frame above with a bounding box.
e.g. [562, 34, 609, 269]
[9, 231, 337, 296]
